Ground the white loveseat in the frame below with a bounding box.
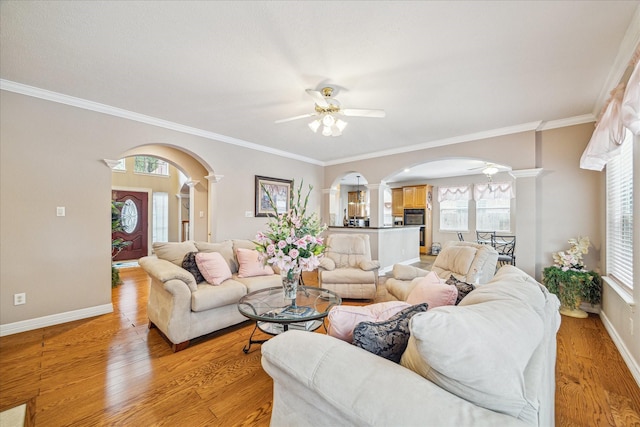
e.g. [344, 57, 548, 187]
[139, 239, 281, 351]
[261, 265, 561, 427]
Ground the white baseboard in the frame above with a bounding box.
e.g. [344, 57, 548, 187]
[599, 311, 640, 388]
[0, 303, 114, 337]
[380, 257, 421, 275]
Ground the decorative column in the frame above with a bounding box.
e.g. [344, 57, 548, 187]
[102, 159, 122, 169]
[366, 182, 387, 228]
[509, 168, 543, 279]
[321, 188, 334, 227]
[205, 174, 223, 242]
[185, 180, 200, 242]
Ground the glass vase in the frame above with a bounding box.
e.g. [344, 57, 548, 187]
[281, 266, 301, 304]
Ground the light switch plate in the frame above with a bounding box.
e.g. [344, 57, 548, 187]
[56, 207, 65, 217]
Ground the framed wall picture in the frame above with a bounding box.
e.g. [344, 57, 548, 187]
[255, 175, 293, 217]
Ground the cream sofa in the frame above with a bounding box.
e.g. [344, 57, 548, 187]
[262, 265, 561, 427]
[385, 240, 498, 301]
[139, 239, 281, 351]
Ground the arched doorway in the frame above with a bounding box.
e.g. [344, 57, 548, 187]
[108, 144, 214, 262]
[329, 172, 370, 227]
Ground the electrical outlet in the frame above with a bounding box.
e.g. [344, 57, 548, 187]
[14, 293, 26, 306]
[245, 211, 253, 217]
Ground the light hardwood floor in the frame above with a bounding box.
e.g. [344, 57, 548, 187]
[1, 267, 639, 426]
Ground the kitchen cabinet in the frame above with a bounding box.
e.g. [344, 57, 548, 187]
[403, 185, 427, 209]
[391, 188, 404, 216]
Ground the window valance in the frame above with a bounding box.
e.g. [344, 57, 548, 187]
[438, 185, 471, 202]
[622, 57, 640, 134]
[474, 182, 514, 201]
[580, 46, 640, 171]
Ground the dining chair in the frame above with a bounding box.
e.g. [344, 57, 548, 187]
[492, 235, 516, 266]
[476, 231, 495, 245]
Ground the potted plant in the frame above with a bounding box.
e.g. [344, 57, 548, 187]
[542, 236, 601, 318]
[111, 201, 132, 287]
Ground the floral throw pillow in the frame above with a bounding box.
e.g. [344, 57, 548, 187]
[446, 275, 476, 305]
[182, 252, 205, 284]
[352, 303, 428, 363]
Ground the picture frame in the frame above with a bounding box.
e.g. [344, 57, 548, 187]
[255, 175, 293, 217]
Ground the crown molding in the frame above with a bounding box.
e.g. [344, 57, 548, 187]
[537, 114, 596, 131]
[1, 78, 611, 169]
[0, 79, 324, 166]
[324, 121, 542, 166]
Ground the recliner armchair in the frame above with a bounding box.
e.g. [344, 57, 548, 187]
[318, 233, 380, 300]
[385, 241, 498, 301]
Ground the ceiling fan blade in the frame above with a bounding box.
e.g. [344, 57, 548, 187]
[341, 109, 386, 118]
[274, 113, 316, 124]
[305, 89, 329, 107]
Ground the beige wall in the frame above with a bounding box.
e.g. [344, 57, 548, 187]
[0, 91, 323, 328]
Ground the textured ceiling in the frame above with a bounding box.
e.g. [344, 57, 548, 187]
[1, 1, 639, 170]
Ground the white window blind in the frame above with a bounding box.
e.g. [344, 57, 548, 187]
[606, 131, 634, 289]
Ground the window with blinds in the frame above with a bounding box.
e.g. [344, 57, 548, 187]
[438, 186, 470, 231]
[606, 130, 634, 289]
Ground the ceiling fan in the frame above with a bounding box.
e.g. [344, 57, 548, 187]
[468, 162, 500, 174]
[275, 87, 385, 136]
[468, 162, 503, 183]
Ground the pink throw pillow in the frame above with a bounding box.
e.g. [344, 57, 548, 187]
[327, 301, 411, 342]
[195, 252, 232, 285]
[406, 271, 458, 308]
[236, 248, 275, 278]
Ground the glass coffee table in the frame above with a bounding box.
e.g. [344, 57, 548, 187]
[238, 286, 341, 353]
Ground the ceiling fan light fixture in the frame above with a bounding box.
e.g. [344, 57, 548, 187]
[483, 166, 499, 176]
[322, 114, 335, 127]
[308, 119, 321, 133]
[336, 119, 348, 132]
[322, 126, 333, 136]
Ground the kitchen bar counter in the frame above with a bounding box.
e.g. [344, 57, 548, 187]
[324, 226, 421, 273]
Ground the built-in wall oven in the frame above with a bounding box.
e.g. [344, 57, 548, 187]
[404, 209, 425, 226]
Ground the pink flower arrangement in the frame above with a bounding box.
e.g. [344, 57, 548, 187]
[255, 181, 327, 275]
